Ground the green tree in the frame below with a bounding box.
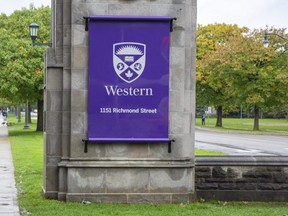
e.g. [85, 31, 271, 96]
[0, 6, 50, 131]
[199, 27, 288, 130]
[196, 24, 248, 127]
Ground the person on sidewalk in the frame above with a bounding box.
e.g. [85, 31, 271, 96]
[2, 109, 7, 123]
[201, 114, 206, 126]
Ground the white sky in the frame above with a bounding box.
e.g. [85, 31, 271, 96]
[0, 0, 287, 30]
[0, 0, 51, 15]
[198, 0, 288, 30]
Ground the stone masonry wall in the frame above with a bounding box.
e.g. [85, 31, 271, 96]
[196, 156, 288, 201]
[43, 0, 197, 203]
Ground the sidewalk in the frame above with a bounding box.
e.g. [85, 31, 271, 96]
[0, 124, 20, 216]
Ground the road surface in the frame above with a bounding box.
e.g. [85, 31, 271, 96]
[195, 129, 288, 156]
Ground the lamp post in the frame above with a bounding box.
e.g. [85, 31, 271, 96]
[23, 101, 30, 129]
[29, 22, 51, 47]
[26, 22, 51, 129]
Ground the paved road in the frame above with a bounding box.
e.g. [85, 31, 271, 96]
[195, 129, 288, 156]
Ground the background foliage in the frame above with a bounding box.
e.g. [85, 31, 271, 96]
[196, 24, 288, 130]
[0, 6, 50, 104]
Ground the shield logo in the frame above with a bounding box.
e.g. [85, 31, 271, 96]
[113, 42, 146, 83]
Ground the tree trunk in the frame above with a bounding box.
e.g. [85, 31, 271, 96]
[216, 106, 223, 127]
[253, 105, 260, 131]
[36, 99, 44, 132]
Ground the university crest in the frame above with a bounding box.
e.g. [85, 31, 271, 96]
[113, 42, 146, 83]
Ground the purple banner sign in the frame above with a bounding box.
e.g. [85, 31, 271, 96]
[88, 16, 171, 141]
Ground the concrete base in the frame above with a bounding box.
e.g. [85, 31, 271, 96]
[66, 193, 195, 204]
[55, 160, 195, 203]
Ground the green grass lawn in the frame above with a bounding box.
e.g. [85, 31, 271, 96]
[195, 149, 227, 156]
[7, 117, 288, 215]
[196, 117, 288, 135]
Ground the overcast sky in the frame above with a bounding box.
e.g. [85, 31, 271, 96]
[198, 0, 288, 30]
[0, 0, 287, 30]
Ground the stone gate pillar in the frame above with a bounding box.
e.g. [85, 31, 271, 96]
[43, 0, 197, 203]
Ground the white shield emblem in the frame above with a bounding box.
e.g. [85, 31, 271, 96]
[113, 42, 146, 83]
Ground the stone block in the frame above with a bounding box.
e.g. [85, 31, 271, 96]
[258, 183, 281, 190]
[72, 3, 108, 22]
[170, 68, 185, 91]
[170, 90, 184, 112]
[46, 91, 62, 111]
[55, 25, 64, 48]
[105, 143, 149, 158]
[236, 183, 257, 190]
[172, 193, 195, 203]
[66, 194, 128, 203]
[58, 167, 67, 192]
[44, 164, 59, 192]
[150, 168, 192, 193]
[108, 3, 150, 15]
[212, 167, 226, 178]
[55, 1, 63, 26]
[127, 194, 171, 204]
[63, 69, 71, 90]
[170, 112, 191, 134]
[184, 90, 194, 113]
[71, 25, 86, 47]
[63, 24, 72, 46]
[67, 168, 106, 193]
[63, 46, 72, 68]
[150, 4, 185, 25]
[45, 133, 62, 156]
[165, 134, 193, 158]
[170, 47, 185, 68]
[196, 183, 218, 190]
[62, 90, 71, 111]
[171, 27, 185, 47]
[46, 68, 63, 90]
[71, 47, 88, 69]
[151, 0, 186, 4]
[63, 0, 71, 25]
[274, 172, 288, 183]
[45, 111, 62, 134]
[106, 169, 149, 193]
[148, 142, 171, 158]
[71, 90, 87, 112]
[185, 48, 193, 69]
[70, 112, 85, 134]
[62, 111, 71, 134]
[61, 134, 71, 158]
[69, 133, 89, 158]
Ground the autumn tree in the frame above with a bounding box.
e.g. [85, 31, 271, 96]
[0, 6, 50, 131]
[199, 26, 288, 130]
[196, 24, 248, 127]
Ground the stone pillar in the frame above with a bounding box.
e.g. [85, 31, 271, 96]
[43, 0, 197, 203]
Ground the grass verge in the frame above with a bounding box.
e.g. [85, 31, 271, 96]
[195, 149, 227, 156]
[7, 117, 288, 215]
[196, 118, 288, 135]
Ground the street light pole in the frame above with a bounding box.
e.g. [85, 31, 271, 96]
[23, 101, 29, 129]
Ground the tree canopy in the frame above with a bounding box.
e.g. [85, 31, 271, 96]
[197, 24, 288, 130]
[0, 6, 50, 104]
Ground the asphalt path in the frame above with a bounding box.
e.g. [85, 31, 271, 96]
[195, 129, 288, 156]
